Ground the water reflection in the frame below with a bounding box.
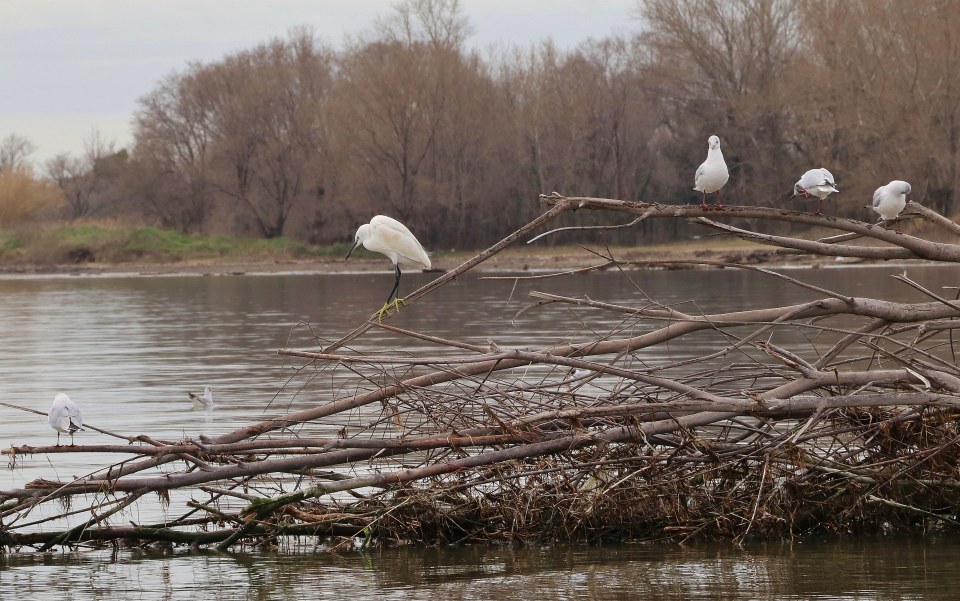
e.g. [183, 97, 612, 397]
[1, 538, 958, 599]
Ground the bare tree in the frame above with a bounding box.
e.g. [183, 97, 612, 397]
[791, 0, 960, 218]
[638, 0, 801, 209]
[45, 130, 119, 219]
[132, 30, 331, 237]
[490, 39, 659, 242]
[332, 42, 444, 229]
[210, 29, 332, 238]
[0, 133, 37, 171]
[133, 67, 222, 232]
[330, 0, 480, 239]
[375, 0, 473, 49]
[427, 51, 504, 246]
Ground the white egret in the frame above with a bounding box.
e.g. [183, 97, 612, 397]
[48, 392, 83, 446]
[872, 180, 912, 222]
[693, 135, 729, 210]
[346, 215, 431, 319]
[188, 386, 214, 410]
[792, 168, 839, 215]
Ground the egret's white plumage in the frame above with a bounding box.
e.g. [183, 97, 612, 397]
[693, 135, 729, 209]
[188, 386, 214, 410]
[793, 168, 839, 214]
[346, 215, 431, 307]
[48, 392, 83, 446]
[872, 180, 911, 221]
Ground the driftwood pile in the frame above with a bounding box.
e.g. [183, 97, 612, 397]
[3, 194, 960, 551]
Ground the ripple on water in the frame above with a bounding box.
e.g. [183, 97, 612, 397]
[2, 266, 957, 597]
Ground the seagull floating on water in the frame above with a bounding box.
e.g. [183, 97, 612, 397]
[792, 168, 838, 215]
[693, 135, 729, 210]
[48, 392, 83, 446]
[346, 215, 431, 320]
[188, 386, 214, 410]
[872, 180, 912, 222]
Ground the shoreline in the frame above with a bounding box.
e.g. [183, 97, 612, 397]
[0, 244, 905, 279]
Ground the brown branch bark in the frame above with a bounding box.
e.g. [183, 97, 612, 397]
[322, 198, 575, 353]
[535, 194, 960, 261]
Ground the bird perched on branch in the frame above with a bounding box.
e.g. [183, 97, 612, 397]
[188, 386, 214, 410]
[346, 215, 431, 321]
[872, 180, 912, 223]
[693, 135, 729, 210]
[48, 392, 83, 446]
[791, 168, 838, 215]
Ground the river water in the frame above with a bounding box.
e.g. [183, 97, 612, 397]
[1, 263, 959, 598]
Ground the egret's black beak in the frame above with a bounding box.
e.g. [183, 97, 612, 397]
[345, 240, 360, 261]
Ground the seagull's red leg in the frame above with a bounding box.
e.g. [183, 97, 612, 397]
[701, 191, 709, 211]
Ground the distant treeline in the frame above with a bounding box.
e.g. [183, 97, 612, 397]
[2, 0, 959, 248]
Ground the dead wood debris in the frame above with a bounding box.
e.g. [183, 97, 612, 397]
[4, 197, 960, 551]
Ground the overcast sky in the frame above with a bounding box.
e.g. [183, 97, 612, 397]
[0, 1, 640, 164]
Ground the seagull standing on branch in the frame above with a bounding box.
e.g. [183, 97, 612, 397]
[693, 135, 729, 210]
[346, 215, 431, 320]
[792, 168, 839, 215]
[872, 180, 912, 222]
[48, 392, 83, 446]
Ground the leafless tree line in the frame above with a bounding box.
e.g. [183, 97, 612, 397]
[4, 0, 960, 246]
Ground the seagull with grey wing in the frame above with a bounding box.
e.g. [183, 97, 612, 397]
[48, 392, 83, 446]
[791, 168, 839, 215]
[872, 180, 911, 222]
[693, 135, 729, 210]
[188, 386, 214, 410]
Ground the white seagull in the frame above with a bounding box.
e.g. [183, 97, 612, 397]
[48, 392, 83, 446]
[872, 180, 912, 222]
[693, 135, 730, 210]
[793, 168, 839, 215]
[346, 215, 431, 319]
[188, 386, 214, 410]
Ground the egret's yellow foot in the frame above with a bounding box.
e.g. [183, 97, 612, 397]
[373, 298, 406, 322]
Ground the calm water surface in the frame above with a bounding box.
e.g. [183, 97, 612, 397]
[1, 264, 959, 598]
[2, 538, 960, 600]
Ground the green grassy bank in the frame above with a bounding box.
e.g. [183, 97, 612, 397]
[0, 221, 358, 266]
[0, 218, 897, 273]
